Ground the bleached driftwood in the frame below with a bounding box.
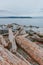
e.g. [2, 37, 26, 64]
[16, 36, 43, 65]
[0, 45, 31, 65]
[8, 28, 17, 53]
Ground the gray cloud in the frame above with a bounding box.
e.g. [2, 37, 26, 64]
[0, 0, 43, 16]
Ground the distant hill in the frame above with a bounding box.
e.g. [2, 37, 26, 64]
[0, 16, 32, 18]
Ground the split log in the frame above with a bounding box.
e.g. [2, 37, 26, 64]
[16, 36, 43, 65]
[8, 28, 17, 53]
[0, 45, 31, 65]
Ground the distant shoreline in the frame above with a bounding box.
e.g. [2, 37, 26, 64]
[0, 16, 43, 19]
[0, 16, 32, 18]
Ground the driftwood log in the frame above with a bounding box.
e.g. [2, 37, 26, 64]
[8, 28, 17, 53]
[30, 34, 43, 43]
[16, 36, 43, 65]
[8, 28, 28, 53]
[15, 52, 33, 65]
[0, 45, 31, 65]
[37, 32, 43, 37]
[0, 30, 31, 65]
[3, 29, 36, 65]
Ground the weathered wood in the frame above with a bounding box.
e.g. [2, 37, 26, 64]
[20, 34, 28, 37]
[15, 52, 32, 65]
[0, 45, 31, 65]
[8, 28, 17, 53]
[30, 34, 43, 43]
[0, 35, 8, 47]
[8, 28, 28, 53]
[16, 36, 43, 65]
[17, 47, 38, 65]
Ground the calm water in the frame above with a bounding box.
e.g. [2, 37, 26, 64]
[0, 18, 43, 28]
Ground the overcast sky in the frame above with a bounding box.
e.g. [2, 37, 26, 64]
[0, 0, 43, 16]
